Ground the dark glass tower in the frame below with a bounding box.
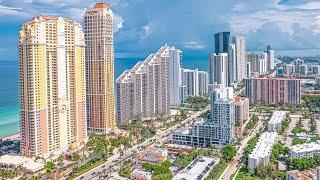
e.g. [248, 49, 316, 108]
[214, 32, 230, 53]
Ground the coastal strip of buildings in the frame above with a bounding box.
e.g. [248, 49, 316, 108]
[18, 3, 117, 158]
[116, 45, 171, 124]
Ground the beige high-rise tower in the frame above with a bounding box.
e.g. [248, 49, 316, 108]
[19, 16, 87, 158]
[84, 3, 116, 134]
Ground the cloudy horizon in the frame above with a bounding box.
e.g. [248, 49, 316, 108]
[1, 0, 320, 60]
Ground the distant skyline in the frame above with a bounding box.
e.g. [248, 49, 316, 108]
[1, 0, 320, 60]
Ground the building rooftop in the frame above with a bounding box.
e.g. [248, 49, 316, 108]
[21, 161, 44, 172]
[0, 154, 32, 166]
[290, 142, 320, 153]
[249, 132, 278, 160]
[94, 3, 110, 9]
[173, 156, 217, 180]
[131, 169, 152, 179]
[287, 169, 317, 180]
[269, 111, 286, 124]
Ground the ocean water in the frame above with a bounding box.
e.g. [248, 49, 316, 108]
[0, 56, 209, 138]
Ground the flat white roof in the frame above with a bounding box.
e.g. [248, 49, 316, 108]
[249, 132, 278, 159]
[269, 111, 286, 124]
[0, 154, 32, 166]
[21, 161, 44, 172]
[290, 142, 320, 153]
[173, 156, 217, 180]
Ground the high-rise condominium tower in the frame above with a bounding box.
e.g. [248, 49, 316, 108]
[84, 3, 116, 134]
[245, 77, 301, 105]
[116, 45, 170, 124]
[19, 16, 87, 157]
[209, 53, 228, 88]
[232, 36, 246, 82]
[266, 45, 275, 70]
[169, 47, 182, 106]
[228, 44, 236, 85]
[214, 32, 230, 53]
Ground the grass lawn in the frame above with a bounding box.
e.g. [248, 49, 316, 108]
[205, 161, 228, 180]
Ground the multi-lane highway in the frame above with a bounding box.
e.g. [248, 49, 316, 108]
[74, 106, 210, 180]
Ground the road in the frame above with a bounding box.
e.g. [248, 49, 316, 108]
[74, 106, 210, 180]
[220, 115, 264, 180]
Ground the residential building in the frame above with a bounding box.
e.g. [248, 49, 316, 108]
[268, 111, 286, 132]
[248, 132, 278, 170]
[244, 77, 301, 105]
[232, 36, 246, 81]
[19, 16, 87, 157]
[246, 53, 267, 75]
[171, 87, 235, 148]
[294, 59, 304, 73]
[169, 47, 182, 106]
[0, 155, 32, 169]
[312, 65, 320, 75]
[266, 45, 275, 70]
[209, 53, 228, 87]
[198, 71, 209, 96]
[116, 45, 170, 123]
[286, 169, 320, 180]
[135, 147, 168, 165]
[214, 32, 230, 53]
[182, 68, 199, 96]
[180, 85, 187, 104]
[85, 3, 116, 133]
[284, 64, 295, 75]
[289, 142, 320, 159]
[299, 64, 309, 75]
[316, 76, 320, 85]
[173, 157, 218, 180]
[182, 68, 208, 97]
[234, 97, 249, 125]
[228, 44, 236, 85]
[131, 169, 152, 180]
[246, 62, 251, 78]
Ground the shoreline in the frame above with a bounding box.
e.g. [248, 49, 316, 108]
[0, 133, 20, 141]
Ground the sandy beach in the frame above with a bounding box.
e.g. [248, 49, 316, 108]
[0, 133, 20, 141]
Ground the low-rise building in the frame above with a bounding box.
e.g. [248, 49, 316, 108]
[248, 132, 278, 170]
[21, 161, 44, 173]
[0, 154, 32, 169]
[173, 156, 218, 180]
[268, 111, 286, 132]
[286, 167, 320, 180]
[289, 142, 320, 159]
[167, 144, 193, 155]
[131, 169, 152, 180]
[135, 147, 168, 165]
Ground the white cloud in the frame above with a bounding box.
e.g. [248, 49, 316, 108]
[113, 14, 124, 32]
[184, 41, 205, 49]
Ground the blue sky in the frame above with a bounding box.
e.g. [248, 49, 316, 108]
[1, 0, 320, 60]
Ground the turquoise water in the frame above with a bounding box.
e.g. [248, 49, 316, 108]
[0, 56, 209, 138]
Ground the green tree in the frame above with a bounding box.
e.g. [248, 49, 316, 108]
[45, 161, 54, 172]
[221, 144, 237, 162]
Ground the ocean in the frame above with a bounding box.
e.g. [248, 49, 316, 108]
[0, 56, 209, 138]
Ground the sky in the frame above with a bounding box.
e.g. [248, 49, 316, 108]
[1, 0, 320, 60]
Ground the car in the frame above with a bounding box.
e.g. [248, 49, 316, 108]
[80, 176, 84, 180]
[102, 165, 105, 168]
[91, 172, 96, 175]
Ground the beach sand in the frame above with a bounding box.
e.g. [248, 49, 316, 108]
[0, 133, 20, 141]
